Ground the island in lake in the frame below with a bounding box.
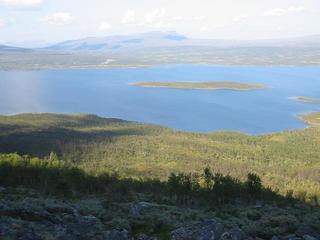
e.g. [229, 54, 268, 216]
[291, 96, 320, 103]
[130, 81, 269, 90]
[300, 112, 320, 126]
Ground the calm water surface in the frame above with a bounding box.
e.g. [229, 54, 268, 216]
[0, 65, 320, 134]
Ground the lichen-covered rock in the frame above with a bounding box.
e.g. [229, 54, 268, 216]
[0, 188, 319, 240]
[104, 229, 130, 240]
[171, 219, 224, 240]
[0, 197, 110, 240]
[0, 186, 6, 193]
[105, 217, 131, 231]
[302, 235, 318, 240]
[220, 228, 246, 240]
[130, 201, 156, 217]
[135, 233, 158, 240]
[246, 214, 299, 239]
[296, 225, 320, 239]
[281, 234, 301, 240]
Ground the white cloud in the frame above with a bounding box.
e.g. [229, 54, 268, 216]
[200, 25, 208, 32]
[122, 9, 135, 24]
[264, 6, 307, 16]
[0, 18, 4, 28]
[0, 0, 42, 7]
[173, 16, 183, 21]
[232, 15, 247, 22]
[145, 8, 166, 24]
[42, 12, 74, 25]
[143, 8, 173, 28]
[99, 22, 111, 31]
[193, 16, 205, 21]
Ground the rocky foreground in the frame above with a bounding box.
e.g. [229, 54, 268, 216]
[0, 187, 319, 240]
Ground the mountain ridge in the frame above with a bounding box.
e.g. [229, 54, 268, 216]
[45, 32, 320, 51]
[2, 31, 320, 52]
[0, 44, 30, 52]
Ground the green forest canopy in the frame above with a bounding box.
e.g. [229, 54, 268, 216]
[0, 113, 319, 202]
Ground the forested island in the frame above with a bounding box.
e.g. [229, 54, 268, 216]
[130, 81, 268, 90]
[292, 96, 320, 103]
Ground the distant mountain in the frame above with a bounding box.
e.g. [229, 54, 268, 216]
[46, 31, 191, 51]
[2, 32, 319, 52]
[5, 40, 52, 48]
[0, 44, 29, 52]
[45, 32, 320, 52]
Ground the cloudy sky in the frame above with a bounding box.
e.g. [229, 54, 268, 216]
[0, 0, 320, 45]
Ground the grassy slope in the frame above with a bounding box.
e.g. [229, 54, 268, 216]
[0, 113, 319, 200]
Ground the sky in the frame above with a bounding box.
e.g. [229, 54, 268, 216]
[1, 0, 320, 46]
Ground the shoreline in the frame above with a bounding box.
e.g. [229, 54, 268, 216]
[1, 111, 318, 136]
[1, 63, 320, 72]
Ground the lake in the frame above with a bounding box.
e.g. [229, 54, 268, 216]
[0, 65, 319, 134]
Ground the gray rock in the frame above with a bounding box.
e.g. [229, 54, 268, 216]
[136, 233, 158, 240]
[303, 235, 317, 240]
[0, 197, 112, 240]
[282, 234, 301, 240]
[104, 229, 130, 240]
[45, 203, 77, 215]
[0, 186, 6, 193]
[220, 228, 246, 240]
[171, 219, 224, 240]
[130, 201, 155, 217]
[296, 225, 320, 239]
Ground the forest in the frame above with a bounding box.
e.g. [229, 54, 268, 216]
[0, 113, 319, 204]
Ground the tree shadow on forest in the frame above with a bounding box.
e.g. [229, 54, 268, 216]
[0, 126, 148, 157]
[1, 155, 318, 209]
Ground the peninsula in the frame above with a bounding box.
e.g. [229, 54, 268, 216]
[130, 81, 268, 90]
[300, 112, 320, 126]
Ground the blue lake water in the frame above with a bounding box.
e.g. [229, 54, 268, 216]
[0, 65, 320, 134]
